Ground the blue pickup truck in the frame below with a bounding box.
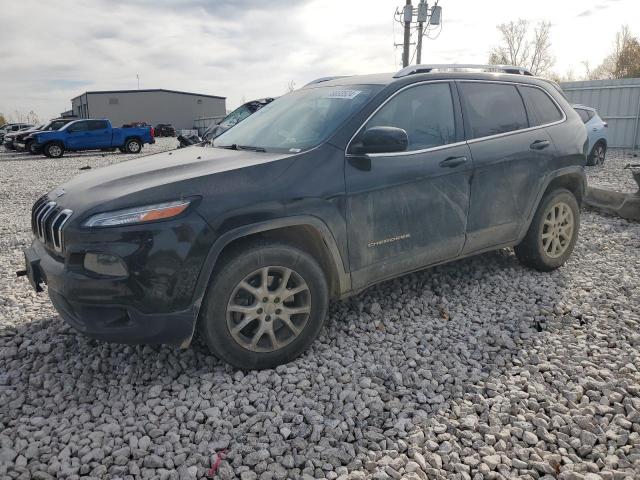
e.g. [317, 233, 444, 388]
[32, 119, 155, 158]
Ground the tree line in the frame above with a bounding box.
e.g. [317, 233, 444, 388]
[488, 21, 640, 81]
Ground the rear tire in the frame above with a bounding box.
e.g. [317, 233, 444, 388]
[124, 138, 142, 154]
[44, 142, 64, 158]
[514, 189, 579, 271]
[587, 142, 606, 166]
[199, 240, 329, 370]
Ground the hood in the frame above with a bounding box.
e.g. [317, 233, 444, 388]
[50, 145, 295, 212]
[6, 128, 34, 139]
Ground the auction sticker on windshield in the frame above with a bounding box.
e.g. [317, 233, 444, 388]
[325, 89, 361, 99]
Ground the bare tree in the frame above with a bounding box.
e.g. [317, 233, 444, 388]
[587, 25, 640, 79]
[286, 80, 296, 93]
[488, 19, 555, 76]
[0, 113, 6, 125]
[10, 110, 40, 124]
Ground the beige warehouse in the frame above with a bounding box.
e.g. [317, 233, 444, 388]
[69, 89, 226, 130]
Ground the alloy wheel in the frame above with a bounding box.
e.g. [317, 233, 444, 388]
[226, 266, 311, 352]
[540, 201, 574, 258]
[49, 145, 62, 157]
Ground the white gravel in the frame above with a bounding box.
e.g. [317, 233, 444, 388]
[1, 145, 639, 480]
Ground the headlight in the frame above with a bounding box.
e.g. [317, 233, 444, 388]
[82, 200, 191, 227]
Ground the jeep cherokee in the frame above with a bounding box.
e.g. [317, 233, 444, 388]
[23, 64, 587, 369]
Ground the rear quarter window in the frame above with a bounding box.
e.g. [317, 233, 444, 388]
[518, 86, 564, 126]
[575, 109, 590, 124]
[459, 82, 528, 139]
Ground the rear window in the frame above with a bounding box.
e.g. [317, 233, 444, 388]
[575, 109, 590, 124]
[519, 86, 563, 126]
[89, 120, 109, 130]
[460, 82, 528, 139]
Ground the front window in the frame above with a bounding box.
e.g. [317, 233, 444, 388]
[213, 84, 382, 153]
[352, 82, 457, 152]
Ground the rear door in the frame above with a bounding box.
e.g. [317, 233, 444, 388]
[88, 120, 112, 147]
[458, 81, 562, 253]
[345, 81, 473, 288]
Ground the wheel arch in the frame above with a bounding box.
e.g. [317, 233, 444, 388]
[181, 217, 351, 348]
[593, 137, 607, 149]
[196, 217, 350, 301]
[518, 167, 586, 243]
[124, 136, 143, 145]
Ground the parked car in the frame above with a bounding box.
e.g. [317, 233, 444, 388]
[202, 98, 275, 141]
[0, 123, 32, 143]
[16, 118, 76, 154]
[23, 65, 586, 369]
[178, 98, 276, 148]
[30, 119, 155, 158]
[155, 124, 176, 137]
[573, 104, 608, 165]
[4, 124, 44, 150]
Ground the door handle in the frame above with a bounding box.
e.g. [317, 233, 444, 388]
[439, 156, 467, 168]
[530, 140, 550, 150]
[592, 128, 598, 131]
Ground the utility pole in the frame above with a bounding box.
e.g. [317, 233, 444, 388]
[416, 1, 428, 64]
[402, 0, 412, 68]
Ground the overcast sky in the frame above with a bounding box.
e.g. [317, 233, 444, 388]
[1, 0, 638, 120]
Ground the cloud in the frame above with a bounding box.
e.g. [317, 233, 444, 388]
[47, 80, 93, 90]
[0, 0, 637, 120]
[577, 9, 593, 16]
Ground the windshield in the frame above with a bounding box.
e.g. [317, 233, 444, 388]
[213, 84, 381, 153]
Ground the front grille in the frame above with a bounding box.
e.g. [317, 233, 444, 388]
[31, 196, 73, 253]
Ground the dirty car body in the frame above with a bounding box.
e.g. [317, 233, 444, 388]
[24, 68, 587, 366]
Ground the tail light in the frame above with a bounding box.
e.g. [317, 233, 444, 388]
[150, 126, 155, 137]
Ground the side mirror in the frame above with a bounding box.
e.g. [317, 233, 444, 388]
[360, 126, 408, 154]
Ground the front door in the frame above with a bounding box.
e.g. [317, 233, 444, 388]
[345, 81, 473, 289]
[88, 120, 112, 148]
[65, 121, 91, 149]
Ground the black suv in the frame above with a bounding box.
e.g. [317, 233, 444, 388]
[155, 124, 176, 137]
[23, 65, 587, 369]
[14, 118, 75, 153]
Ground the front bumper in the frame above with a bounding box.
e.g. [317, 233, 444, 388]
[24, 211, 215, 346]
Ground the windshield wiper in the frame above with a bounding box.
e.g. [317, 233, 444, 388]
[237, 145, 266, 152]
[216, 144, 266, 152]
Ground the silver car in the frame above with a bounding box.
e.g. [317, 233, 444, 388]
[573, 104, 608, 165]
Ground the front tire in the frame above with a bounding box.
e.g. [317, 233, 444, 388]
[44, 143, 64, 158]
[124, 138, 142, 154]
[199, 240, 329, 370]
[514, 189, 580, 271]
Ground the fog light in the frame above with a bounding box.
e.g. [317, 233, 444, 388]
[84, 253, 128, 277]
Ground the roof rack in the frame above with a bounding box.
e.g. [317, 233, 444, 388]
[304, 75, 350, 87]
[393, 64, 534, 78]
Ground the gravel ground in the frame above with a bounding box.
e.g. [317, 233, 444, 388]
[1, 145, 639, 480]
[586, 150, 640, 193]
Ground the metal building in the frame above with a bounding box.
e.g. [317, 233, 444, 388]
[69, 89, 226, 130]
[560, 78, 640, 149]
